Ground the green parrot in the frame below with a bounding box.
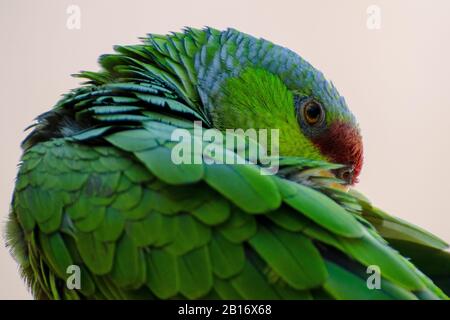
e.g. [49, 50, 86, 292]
[6, 27, 450, 300]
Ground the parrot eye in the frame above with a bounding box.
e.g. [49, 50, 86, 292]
[295, 97, 327, 136]
[302, 100, 325, 126]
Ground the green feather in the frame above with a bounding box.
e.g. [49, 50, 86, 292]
[230, 261, 279, 299]
[276, 178, 364, 238]
[204, 163, 281, 213]
[249, 225, 327, 290]
[178, 246, 213, 299]
[110, 234, 146, 289]
[75, 232, 115, 275]
[145, 249, 179, 299]
[136, 146, 204, 185]
[39, 233, 74, 279]
[209, 232, 245, 279]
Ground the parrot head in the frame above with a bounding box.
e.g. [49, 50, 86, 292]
[195, 29, 363, 185]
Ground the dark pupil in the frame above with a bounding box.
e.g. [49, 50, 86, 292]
[342, 170, 350, 181]
[306, 103, 321, 121]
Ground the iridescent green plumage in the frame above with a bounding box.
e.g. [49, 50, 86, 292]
[6, 27, 450, 299]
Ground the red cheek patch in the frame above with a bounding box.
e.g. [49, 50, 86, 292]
[312, 121, 364, 184]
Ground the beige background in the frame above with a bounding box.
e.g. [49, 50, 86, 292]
[1, 0, 449, 299]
